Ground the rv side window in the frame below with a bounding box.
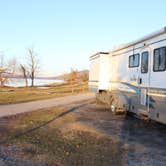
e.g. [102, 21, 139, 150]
[129, 54, 139, 68]
[141, 51, 149, 73]
[153, 47, 166, 72]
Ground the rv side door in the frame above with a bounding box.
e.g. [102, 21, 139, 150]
[138, 51, 150, 107]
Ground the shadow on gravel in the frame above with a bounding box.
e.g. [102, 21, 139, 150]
[80, 104, 166, 147]
[119, 113, 166, 146]
[119, 114, 166, 165]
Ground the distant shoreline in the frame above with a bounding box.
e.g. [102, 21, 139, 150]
[5, 78, 64, 88]
[9, 77, 63, 80]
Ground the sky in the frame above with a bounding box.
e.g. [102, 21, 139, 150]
[0, 0, 165, 76]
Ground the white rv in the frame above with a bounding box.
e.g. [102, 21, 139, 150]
[89, 27, 166, 124]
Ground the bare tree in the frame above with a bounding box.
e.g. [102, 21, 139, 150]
[0, 68, 7, 87]
[20, 64, 28, 87]
[7, 58, 17, 75]
[0, 54, 4, 68]
[27, 47, 39, 87]
[0, 54, 17, 87]
[0, 54, 6, 86]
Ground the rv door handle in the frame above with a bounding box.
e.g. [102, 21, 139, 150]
[139, 78, 142, 84]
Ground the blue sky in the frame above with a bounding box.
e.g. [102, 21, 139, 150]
[0, 0, 165, 76]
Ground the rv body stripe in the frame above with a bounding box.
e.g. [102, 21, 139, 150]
[147, 93, 166, 98]
[90, 38, 166, 58]
[149, 38, 166, 46]
[111, 27, 166, 53]
[89, 80, 99, 82]
[90, 55, 100, 60]
[111, 88, 166, 98]
[109, 81, 166, 96]
[110, 88, 166, 98]
[110, 81, 166, 91]
[112, 38, 166, 57]
[89, 81, 166, 96]
[90, 52, 109, 59]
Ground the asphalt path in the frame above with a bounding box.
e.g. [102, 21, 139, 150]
[0, 93, 95, 118]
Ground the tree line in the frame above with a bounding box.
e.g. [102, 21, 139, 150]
[0, 47, 39, 87]
[0, 47, 89, 88]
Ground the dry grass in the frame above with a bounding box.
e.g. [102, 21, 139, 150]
[0, 102, 128, 166]
[0, 82, 88, 104]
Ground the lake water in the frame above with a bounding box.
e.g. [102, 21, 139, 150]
[5, 78, 63, 87]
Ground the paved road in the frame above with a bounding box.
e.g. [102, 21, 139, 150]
[0, 93, 95, 118]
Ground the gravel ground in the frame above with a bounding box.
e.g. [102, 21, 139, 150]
[76, 103, 166, 166]
[0, 99, 165, 165]
[0, 146, 49, 166]
[0, 93, 95, 166]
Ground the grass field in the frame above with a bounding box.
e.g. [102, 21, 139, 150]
[0, 102, 127, 166]
[0, 82, 88, 104]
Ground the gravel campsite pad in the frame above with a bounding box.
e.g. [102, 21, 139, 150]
[76, 103, 166, 166]
[0, 100, 165, 166]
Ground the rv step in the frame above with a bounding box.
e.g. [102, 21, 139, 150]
[137, 109, 149, 121]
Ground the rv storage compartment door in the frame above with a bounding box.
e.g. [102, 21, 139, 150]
[140, 89, 147, 106]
